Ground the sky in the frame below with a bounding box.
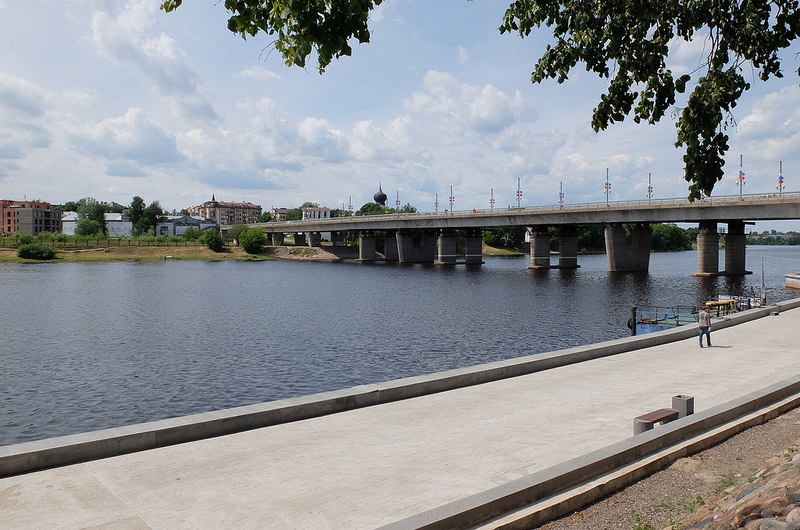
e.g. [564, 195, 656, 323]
[1, 0, 800, 231]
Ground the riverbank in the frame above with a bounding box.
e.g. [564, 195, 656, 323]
[0, 245, 360, 263]
[0, 242, 510, 263]
[0, 245, 263, 262]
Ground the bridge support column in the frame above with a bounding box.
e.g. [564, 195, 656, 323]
[724, 221, 751, 275]
[604, 224, 652, 272]
[397, 229, 436, 264]
[384, 232, 398, 261]
[330, 232, 344, 246]
[436, 229, 457, 265]
[358, 231, 377, 261]
[306, 232, 321, 247]
[270, 232, 284, 246]
[528, 226, 551, 269]
[558, 226, 580, 269]
[693, 221, 719, 276]
[293, 233, 306, 246]
[464, 229, 483, 265]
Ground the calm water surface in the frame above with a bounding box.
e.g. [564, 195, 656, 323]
[2, 246, 800, 445]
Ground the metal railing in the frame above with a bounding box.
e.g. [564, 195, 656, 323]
[636, 305, 699, 330]
[242, 191, 800, 230]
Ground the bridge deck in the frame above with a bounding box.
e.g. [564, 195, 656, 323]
[3, 305, 800, 528]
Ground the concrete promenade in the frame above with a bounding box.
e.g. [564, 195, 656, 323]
[3, 302, 800, 529]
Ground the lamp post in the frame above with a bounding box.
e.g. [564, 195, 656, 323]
[738, 155, 746, 200]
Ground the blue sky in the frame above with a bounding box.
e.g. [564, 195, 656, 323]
[1, 0, 799, 230]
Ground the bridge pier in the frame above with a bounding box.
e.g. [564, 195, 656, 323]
[271, 232, 284, 246]
[436, 229, 457, 265]
[527, 226, 552, 269]
[306, 232, 322, 247]
[693, 221, 720, 276]
[724, 221, 751, 275]
[604, 224, 652, 272]
[558, 226, 580, 269]
[397, 229, 437, 264]
[384, 232, 399, 261]
[293, 233, 306, 246]
[464, 229, 483, 265]
[358, 231, 377, 261]
[330, 232, 345, 246]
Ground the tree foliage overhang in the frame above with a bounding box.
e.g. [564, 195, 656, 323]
[162, 0, 800, 201]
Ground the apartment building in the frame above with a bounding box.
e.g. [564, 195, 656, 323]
[0, 200, 61, 235]
[188, 195, 262, 225]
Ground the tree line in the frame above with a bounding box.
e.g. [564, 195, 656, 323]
[483, 224, 696, 253]
[58, 196, 167, 237]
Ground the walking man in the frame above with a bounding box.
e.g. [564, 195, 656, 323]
[698, 305, 712, 348]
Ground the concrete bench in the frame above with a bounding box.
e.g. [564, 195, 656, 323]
[633, 408, 679, 435]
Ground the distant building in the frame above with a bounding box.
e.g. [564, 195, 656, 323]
[156, 215, 216, 237]
[61, 211, 79, 235]
[303, 207, 331, 221]
[0, 199, 61, 235]
[269, 207, 291, 221]
[104, 212, 133, 238]
[187, 195, 261, 225]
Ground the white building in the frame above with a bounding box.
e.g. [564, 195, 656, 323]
[104, 212, 133, 237]
[303, 207, 331, 221]
[61, 211, 79, 235]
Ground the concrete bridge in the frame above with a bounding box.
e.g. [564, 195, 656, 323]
[234, 192, 800, 275]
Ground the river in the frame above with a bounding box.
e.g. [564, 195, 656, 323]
[2, 246, 799, 446]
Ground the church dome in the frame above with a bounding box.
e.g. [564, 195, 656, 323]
[373, 185, 387, 207]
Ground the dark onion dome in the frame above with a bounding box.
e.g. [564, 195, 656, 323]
[373, 185, 387, 206]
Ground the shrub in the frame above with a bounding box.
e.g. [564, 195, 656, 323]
[199, 228, 224, 252]
[182, 227, 202, 240]
[12, 233, 33, 246]
[227, 223, 248, 244]
[239, 228, 268, 254]
[17, 244, 56, 260]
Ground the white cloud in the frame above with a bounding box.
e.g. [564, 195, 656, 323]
[73, 108, 182, 167]
[237, 65, 282, 83]
[0, 74, 48, 118]
[90, 0, 218, 121]
[405, 71, 528, 135]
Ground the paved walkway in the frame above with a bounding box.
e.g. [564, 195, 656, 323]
[2, 306, 800, 529]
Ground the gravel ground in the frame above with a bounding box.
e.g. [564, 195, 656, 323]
[538, 406, 800, 530]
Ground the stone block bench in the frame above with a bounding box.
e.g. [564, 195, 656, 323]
[633, 408, 679, 435]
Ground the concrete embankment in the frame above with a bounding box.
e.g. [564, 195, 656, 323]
[4, 300, 794, 479]
[2, 298, 800, 528]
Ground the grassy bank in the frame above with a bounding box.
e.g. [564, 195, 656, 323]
[2, 243, 518, 263]
[0, 245, 270, 263]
